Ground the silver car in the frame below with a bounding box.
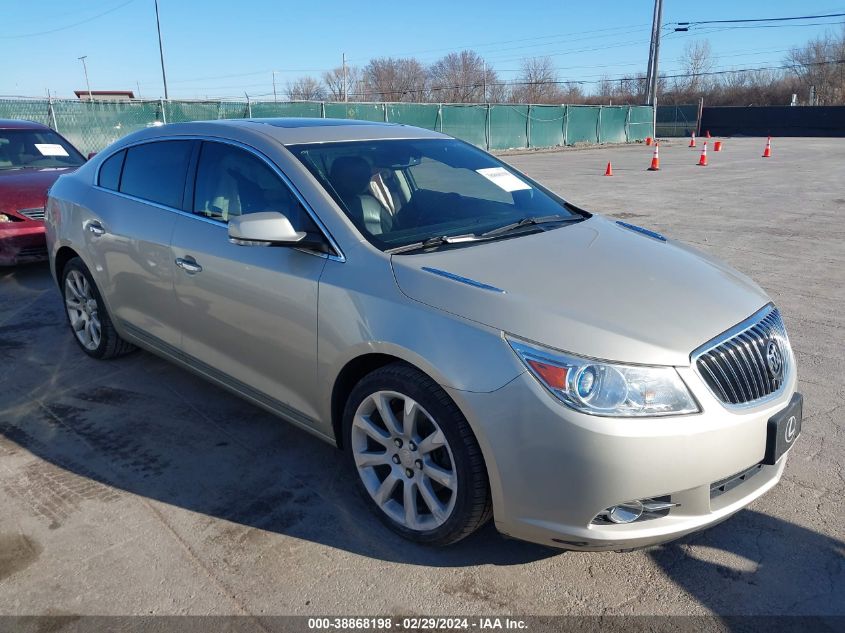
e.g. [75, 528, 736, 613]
[45, 119, 801, 551]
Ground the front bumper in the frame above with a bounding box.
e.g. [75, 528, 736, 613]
[0, 222, 47, 265]
[447, 364, 798, 551]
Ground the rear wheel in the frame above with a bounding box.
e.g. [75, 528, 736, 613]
[61, 257, 135, 359]
[343, 363, 492, 546]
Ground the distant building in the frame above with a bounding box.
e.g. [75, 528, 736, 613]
[74, 90, 135, 101]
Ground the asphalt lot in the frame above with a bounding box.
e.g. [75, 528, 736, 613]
[0, 137, 843, 617]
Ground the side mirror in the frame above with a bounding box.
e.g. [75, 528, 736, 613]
[228, 212, 306, 245]
[228, 211, 328, 253]
[87, 152, 98, 161]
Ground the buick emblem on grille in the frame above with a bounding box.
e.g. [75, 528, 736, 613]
[766, 340, 784, 380]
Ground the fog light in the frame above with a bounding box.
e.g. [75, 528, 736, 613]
[593, 497, 679, 525]
[607, 501, 644, 524]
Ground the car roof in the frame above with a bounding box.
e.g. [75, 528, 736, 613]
[0, 118, 52, 130]
[155, 118, 448, 145]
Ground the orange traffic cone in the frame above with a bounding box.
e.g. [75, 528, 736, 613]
[713, 141, 723, 152]
[605, 162, 613, 176]
[706, 130, 712, 139]
[689, 132, 696, 148]
[648, 142, 660, 171]
[762, 136, 772, 158]
[698, 142, 708, 166]
[645, 136, 653, 146]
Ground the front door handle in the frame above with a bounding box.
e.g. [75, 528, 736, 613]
[175, 257, 203, 274]
[87, 221, 105, 236]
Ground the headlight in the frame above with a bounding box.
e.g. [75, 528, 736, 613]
[507, 336, 699, 417]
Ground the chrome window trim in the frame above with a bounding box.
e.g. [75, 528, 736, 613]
[690, 303, 793, 410]
[93, 135, 346, 262]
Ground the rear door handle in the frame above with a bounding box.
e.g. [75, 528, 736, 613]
[175, 257, 203, 274]
[87, 221, 105, 236]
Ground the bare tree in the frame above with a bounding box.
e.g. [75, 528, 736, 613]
[428, 50, 498, 102]
[361, 57, 427, 102]
[594, 73, 648, 105]
[708, 69, 800, 106]
[286, 76, 325, 101]
[511, 57, 565, 104]
[322, 65, 361, 101]
[786, 27, 845, 104]
[667, 40, 714, 103]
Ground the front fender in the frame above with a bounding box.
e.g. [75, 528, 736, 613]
[316, 257, 525, 425]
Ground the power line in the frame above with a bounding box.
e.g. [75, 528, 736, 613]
[345, 23, 652, 62]
[677, 19, 845, 33]
[674, 11, 845, 27]
[0, 0, 136, 39]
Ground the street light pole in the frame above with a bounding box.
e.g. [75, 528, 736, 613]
[154, 0, 169, 100]
[78, 56, 93, 101]
[342, 52, 348, 102]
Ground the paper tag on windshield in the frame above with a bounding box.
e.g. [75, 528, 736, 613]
[476, 167, 531, 192]
[34, 143, 69, 157]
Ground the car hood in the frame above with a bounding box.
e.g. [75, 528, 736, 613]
[0, 167, 75, 212]
[390, 216, 770, 366]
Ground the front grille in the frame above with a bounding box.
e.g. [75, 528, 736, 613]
[693, 306, 791, 406]
[710, 463, 765, 499]
[18, 207, 46, 221]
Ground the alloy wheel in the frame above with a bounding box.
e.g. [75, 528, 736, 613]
[64, 269, 101, 351]
[351, 390, 457, 531]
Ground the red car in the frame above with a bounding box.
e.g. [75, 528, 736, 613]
[0, 119, 86, 265]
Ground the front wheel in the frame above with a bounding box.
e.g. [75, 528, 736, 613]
[343, 363, 492, 546]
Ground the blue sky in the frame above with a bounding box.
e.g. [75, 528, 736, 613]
[2, 0, 845, 99]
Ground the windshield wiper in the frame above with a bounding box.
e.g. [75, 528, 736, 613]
[480, 214, 581, 238]
[386, 233, 481, 255]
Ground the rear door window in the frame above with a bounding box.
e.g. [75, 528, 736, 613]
[120, 141, 193, 208]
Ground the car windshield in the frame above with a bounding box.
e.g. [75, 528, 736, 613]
[0, 129, 85, 170]
[287, 138, 583, 251]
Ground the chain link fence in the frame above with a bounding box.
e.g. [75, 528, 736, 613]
[655, 104, 700, 138]
[0, 98, 654, 155]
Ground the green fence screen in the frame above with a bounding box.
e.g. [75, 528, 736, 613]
[385, 103, 439, 129]
[566, 106, 600, 144]
[528, 105, 566, 148]
[324, 102, 386, 122]
[0, 98, 653, 154]
[627, 105, 653, 141]
[598, 106, 627, 143]
[439, 104, 488, 147]
[489, 105, 528, 150]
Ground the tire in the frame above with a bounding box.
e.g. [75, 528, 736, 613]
[60, 257, 135, 360]
[343, 362, 492, 546]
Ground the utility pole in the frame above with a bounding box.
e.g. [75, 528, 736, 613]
[154, 0, 169, 99]
[483, 60, 487, 103]
[272, 71, 278, 103]
[644, 0, 663, 137]
[78, 56, 93, 101]
[342, 52, 348, 102]
[645, 0, 663, 105]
